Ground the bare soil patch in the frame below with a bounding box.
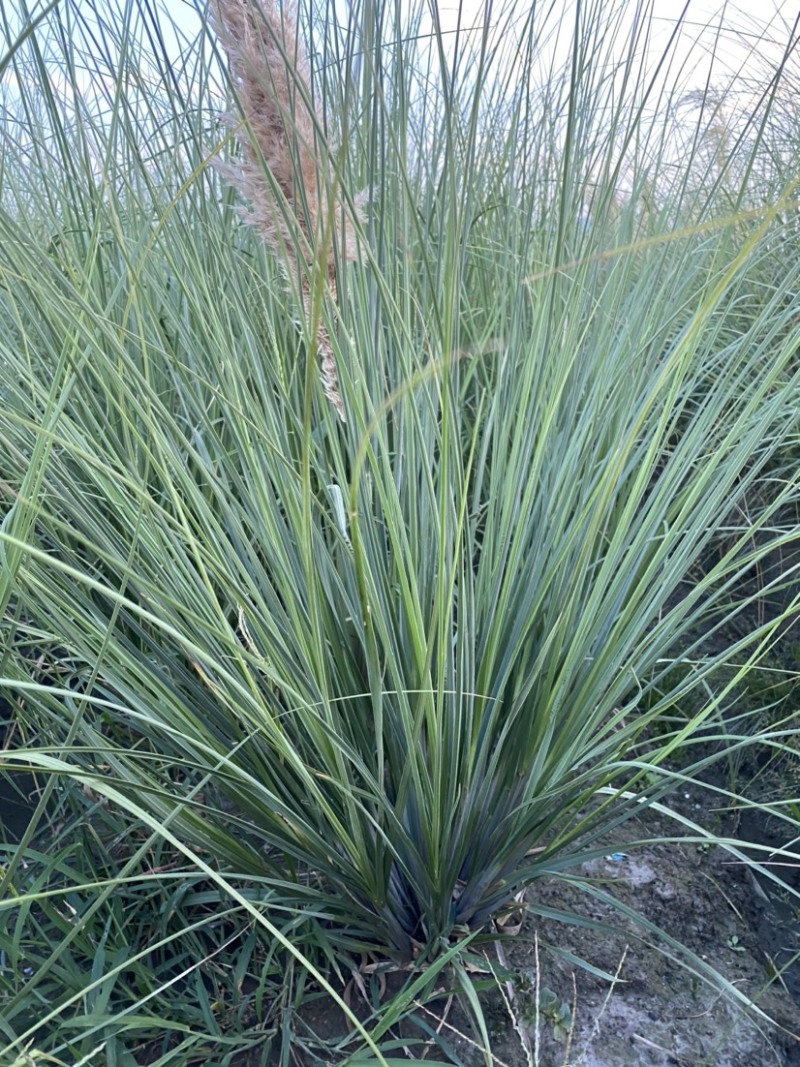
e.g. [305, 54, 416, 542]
[284, 796, 799, 1067]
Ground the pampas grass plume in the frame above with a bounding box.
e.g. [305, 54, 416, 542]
[210, 0, 358, 421]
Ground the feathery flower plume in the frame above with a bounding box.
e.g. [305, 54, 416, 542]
[210, 0, 358, 421]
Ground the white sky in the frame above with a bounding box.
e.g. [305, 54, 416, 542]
[4, 0, 797, 142]
[6, 0, 794, 101]
[154, 0, 797, 80]
[4, 0, 796, 81]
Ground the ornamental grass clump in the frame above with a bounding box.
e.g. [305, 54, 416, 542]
[1, 0, 800, 1060]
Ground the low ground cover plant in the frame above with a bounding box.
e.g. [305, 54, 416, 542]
[1, 0, 799, 1062]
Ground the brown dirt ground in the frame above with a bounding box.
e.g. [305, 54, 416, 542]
[285, 795, 800, 1067]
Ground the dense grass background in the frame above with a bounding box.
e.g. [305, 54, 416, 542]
[1, 0, 799, 1062]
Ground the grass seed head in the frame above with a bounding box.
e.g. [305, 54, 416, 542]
[210, 0, 356, 420]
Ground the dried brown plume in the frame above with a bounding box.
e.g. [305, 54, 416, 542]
[210, 0, 359, 421]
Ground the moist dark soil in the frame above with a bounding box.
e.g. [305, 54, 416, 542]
[0, 772, 39, 844]
[280, 797, 799, 1067]
[441, 801, 799, 1067]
